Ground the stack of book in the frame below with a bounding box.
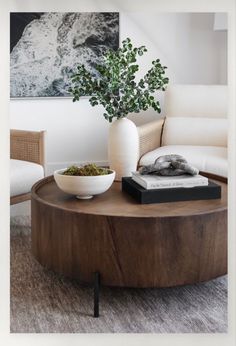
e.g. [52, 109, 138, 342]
[122, 172, 221, 204]
[132, 172, 209, 190]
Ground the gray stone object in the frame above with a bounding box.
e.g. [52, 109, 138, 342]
[139, 154, 199, 176]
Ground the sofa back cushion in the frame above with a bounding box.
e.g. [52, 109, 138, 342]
[162, 84, 227, 147]
[162, 117, 227, 147]
[164, 84, 227, 118]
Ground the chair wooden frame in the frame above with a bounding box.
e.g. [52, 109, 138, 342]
[10, 129, 46, 205]
[137, 117, 165, 159]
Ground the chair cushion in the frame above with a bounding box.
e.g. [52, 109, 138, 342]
[162, 117, 227, 147]
[10, 159, 44, 197]
[139, 145, 227, 178]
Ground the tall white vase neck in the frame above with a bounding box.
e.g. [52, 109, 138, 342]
[108, 117, 139, 181]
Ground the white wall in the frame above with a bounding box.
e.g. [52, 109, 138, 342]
[10, 12, 227, 174]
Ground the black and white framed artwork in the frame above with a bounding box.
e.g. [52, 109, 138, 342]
[10, 12, 120, 98]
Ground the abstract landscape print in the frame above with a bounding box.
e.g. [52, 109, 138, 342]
[10, 12, 119, 98]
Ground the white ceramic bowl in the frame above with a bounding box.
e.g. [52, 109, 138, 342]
[54, 168, 115, 199]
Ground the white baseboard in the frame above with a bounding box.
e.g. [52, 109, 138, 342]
[46, 160, 109, 175]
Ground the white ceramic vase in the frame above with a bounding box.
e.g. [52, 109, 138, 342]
[108, 118, 139, 181]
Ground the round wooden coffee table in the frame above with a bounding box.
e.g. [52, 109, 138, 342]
[31, 175, 227, 289]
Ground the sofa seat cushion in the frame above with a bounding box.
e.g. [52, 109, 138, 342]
[139, 145, 227, 178]
[10, 159, 44, 197]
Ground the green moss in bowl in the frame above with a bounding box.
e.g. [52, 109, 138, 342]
[54, 164, 115, 199]
[62, 164, 111, 176]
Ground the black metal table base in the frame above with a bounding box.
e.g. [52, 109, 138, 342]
[94, 272, 100, 317]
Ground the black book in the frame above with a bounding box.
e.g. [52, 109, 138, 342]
[122, 177, 221, 204]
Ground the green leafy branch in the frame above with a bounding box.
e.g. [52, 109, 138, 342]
[69, 38, 169, 122]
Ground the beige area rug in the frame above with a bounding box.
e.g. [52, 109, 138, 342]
[10, 217, 228, 333]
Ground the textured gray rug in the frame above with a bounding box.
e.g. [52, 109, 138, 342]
[10, 218, 228, 333]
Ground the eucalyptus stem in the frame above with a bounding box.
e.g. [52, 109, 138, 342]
[69, 38, 169, 122]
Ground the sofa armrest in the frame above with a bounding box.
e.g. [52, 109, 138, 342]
[10, 129, 46, 168]
[137, 118, 165, 159]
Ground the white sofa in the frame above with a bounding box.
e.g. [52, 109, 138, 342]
[10, 130, 45, 204]
[138, 84, 228, 179]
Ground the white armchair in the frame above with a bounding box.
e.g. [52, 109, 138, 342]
[10, 129, 46, 204]
[138, 84, 227, 180]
